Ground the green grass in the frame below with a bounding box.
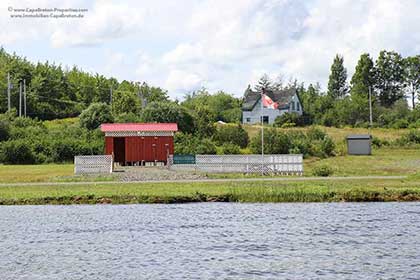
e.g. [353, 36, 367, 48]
[0, 164, 74, 183]
[0, 147, 419, 183]
[305, 148, 420, 176]
[0, 164, 116, 183]
[0, 178, 419, 205]
[243, 124, 408, 143]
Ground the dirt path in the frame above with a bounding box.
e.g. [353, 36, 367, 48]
[0, 175, 407, 187]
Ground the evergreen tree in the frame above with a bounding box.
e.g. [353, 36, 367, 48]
[374, 50, 404, 107]
[254, 74, 273, 92]
[350, 53, 374, 97]
[327, 54, 348, 99]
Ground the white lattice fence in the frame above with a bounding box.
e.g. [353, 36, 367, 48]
[74, 155, 113, 174]
[169, 154, 303, 175]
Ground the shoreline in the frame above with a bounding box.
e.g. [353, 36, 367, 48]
[1, 178, 419, 205]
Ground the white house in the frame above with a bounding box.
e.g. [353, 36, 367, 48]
[242, 86, 303, 125]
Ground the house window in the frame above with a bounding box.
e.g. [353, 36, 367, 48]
[291, 102, 295, 111]
[261, 116, 269, 124]
[297, 102, 300, 111]
[246, 118, 251, 123]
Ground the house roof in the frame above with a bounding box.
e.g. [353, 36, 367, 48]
[242, 87, 298, 111]
[100, 123, 178, 132]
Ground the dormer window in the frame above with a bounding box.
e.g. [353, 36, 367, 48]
[297, 102, 300, 111]
[291, 101, 295, 111]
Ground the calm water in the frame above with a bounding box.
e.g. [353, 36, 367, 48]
[0, 203, 419, 279]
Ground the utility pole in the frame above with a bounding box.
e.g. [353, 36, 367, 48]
[368, 86, 373, 133]
[110, 87, 113, 104]
[19, 81, 22, 117]
[23, 79, 27, 117]
[260, 88, 264, 176]
[7, 73, 11, 111]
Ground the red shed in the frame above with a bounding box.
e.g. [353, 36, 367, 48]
[100, 123, 178, 165]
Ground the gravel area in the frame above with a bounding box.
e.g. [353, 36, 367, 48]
[116, 166, 208, 181]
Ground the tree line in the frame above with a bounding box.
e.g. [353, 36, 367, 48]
[1, 47, 420, 130]
[276, 51, 420, 128]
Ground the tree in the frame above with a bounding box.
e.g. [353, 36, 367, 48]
[403, 55, 420, 109]
[327, 54, 348, 99]
[79, 102, 113, 130]
[193, 106, 216, 138]
[374, 50, 404, 107]
[181, 89, 241, 123]
[350, 53, 374, 97]
[111, 90, 140, 116]
[254, 74, 273, 92]
[141, 101, 195, 133]
[137, 82, 169, 106]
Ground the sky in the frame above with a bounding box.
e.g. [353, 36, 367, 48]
[2, 0, 420, 99]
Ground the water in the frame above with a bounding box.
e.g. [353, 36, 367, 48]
[0, 203, 419, 279]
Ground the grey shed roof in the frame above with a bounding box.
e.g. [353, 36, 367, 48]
[242, 86, 298, 111]
[346, 134, 372, 140]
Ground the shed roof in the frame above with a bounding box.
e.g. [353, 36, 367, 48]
[100, 123, 178, 132]
[346, 134, 372, 140]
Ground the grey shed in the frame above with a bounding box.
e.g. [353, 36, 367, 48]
[346, 134, 372, 155]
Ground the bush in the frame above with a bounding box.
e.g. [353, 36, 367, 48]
[219, 143, 241, 154]
[213, 124, 249, 148]
[312, 165, 333, 177]
[174, 133, 217, 154]
[250, 128, 291, 154]
[0, 120, 10, 141]
[250, 127, 335, 158]
[391, 119, 409, 129]
[274, 112, 304, 127]
[79, 102, 113, 130]
[196, 139, 217, 154]
[397, 130, 420, 145]
[372, 137, 390, 148]
[0, 139, 37, 164]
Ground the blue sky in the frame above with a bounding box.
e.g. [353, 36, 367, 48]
[2, 0, 420, 99]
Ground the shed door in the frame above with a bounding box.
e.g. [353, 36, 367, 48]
[113, 137, 126, 163]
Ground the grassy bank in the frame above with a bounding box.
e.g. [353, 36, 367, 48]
[0, 177, 419, 205]
[1, 148, 419, 183]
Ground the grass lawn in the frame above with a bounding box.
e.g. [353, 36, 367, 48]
[0, 164, 74, 183]
[242, 124, 408, 143]
[0, 177, 419, 205]
[0, 147, 419, 183]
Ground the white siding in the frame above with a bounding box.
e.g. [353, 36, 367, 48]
[242, 94, 303, 124]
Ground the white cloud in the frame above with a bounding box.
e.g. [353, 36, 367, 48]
[165, 69, 204, 96]
[3, 0, 420, 98]
[50, 1, 144, 47]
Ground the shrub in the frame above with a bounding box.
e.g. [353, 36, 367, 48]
[196, 139, 217, 154]
[320, 137, 335, 157]
[79, 102, 113, 130]
[174, 133, 217, 154]
[0, 139, 37, 164]
[312, 165, 333, 177]
[393, 130, 420, 147]
[307, 127, 327, 141]
[220, 143, 241, 154]
[250, 128, 291, 154]
[372, 137, 390, 148]
[250, 127, 335, 158]
[274, 112, 303, 127]
[391, 119, 409, 129]
[0, 120, 10, 141]
[213, 124, 249, 148]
